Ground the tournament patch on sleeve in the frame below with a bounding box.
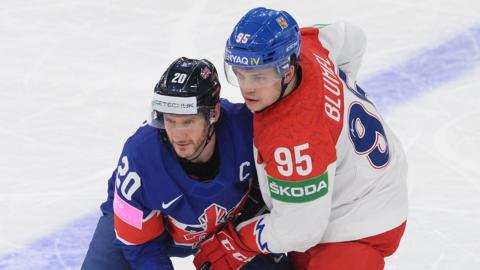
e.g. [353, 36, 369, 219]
[114, 190, 143, 230]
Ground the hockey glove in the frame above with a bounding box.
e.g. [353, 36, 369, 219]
[194, 222, 258, 270]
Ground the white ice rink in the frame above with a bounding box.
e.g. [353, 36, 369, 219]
[1, 0, 479, 269]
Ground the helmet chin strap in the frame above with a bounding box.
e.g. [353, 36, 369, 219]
[267, 58, 300, 108]
[277, 76, 290, 101]
[275, 61, 302, 103]
[180, 123, 216, 162]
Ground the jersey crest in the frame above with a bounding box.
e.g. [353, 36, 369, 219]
[167, 203, 231, 247]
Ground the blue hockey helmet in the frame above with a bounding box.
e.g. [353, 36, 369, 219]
[224, 7, 301, 85]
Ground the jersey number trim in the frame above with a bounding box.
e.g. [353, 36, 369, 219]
[347, 102, 390, 169]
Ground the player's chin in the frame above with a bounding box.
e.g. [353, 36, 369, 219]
[176, 151, 194, 160]
[244, 99, 264, 112]
[173, 145, 193, 157]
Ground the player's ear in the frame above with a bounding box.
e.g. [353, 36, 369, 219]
[213, 103, 221, 123]
[285, 65, 295, 82]
[284, 55, 297, 83]
[208, 103, 221, 124]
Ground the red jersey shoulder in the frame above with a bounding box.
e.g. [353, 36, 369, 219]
[254, 28, 344, 182]
[301, 27, 345, 139]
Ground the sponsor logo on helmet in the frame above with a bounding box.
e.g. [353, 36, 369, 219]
[268, 172, 329, 203]
[225, 52, 248, 65]
[250, 57, 261, 65]
[153, 100, 195, 110]
[152, 94, 198, 114]
[276, 16, 289, 29]
[225, 51, 261, 66]
[285, 41, 298, 52]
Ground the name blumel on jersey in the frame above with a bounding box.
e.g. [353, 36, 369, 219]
[236, 27, 407, 254]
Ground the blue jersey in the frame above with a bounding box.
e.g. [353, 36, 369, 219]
[100, 99, 254, 269]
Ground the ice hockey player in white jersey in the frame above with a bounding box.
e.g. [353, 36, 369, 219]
[194, 7, 408, 270]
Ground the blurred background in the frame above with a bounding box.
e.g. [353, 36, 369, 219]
[0, 0, 479, 269]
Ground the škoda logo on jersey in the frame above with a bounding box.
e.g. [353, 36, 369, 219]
[267, 172, 328, 203]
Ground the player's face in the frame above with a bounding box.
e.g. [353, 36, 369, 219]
[163, 113, 209, 159]
[233, 68, 283, 112]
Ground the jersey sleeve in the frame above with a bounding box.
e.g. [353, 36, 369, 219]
[315, 21, 367, 81]
[234, 146, 336, 254]
[112, 144, 173, 269]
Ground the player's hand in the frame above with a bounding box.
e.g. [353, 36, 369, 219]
[194, 222, 258, 270]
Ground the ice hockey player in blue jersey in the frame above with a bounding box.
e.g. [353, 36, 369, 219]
[81, 57, 291, 270]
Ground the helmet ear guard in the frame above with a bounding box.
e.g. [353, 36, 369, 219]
[210, 102, 221, 124]
[197, 105, 219, 126]
[207, 108, 216, 125]
[275, 54, 299, 78]
[282, 54, 299, 79]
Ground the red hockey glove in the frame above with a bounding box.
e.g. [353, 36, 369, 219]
[194, 222, 258, 270]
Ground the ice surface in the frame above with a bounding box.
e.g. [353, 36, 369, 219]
[1, 0, 479, 269]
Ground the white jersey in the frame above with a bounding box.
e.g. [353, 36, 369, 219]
[236, 21, 408, 254]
